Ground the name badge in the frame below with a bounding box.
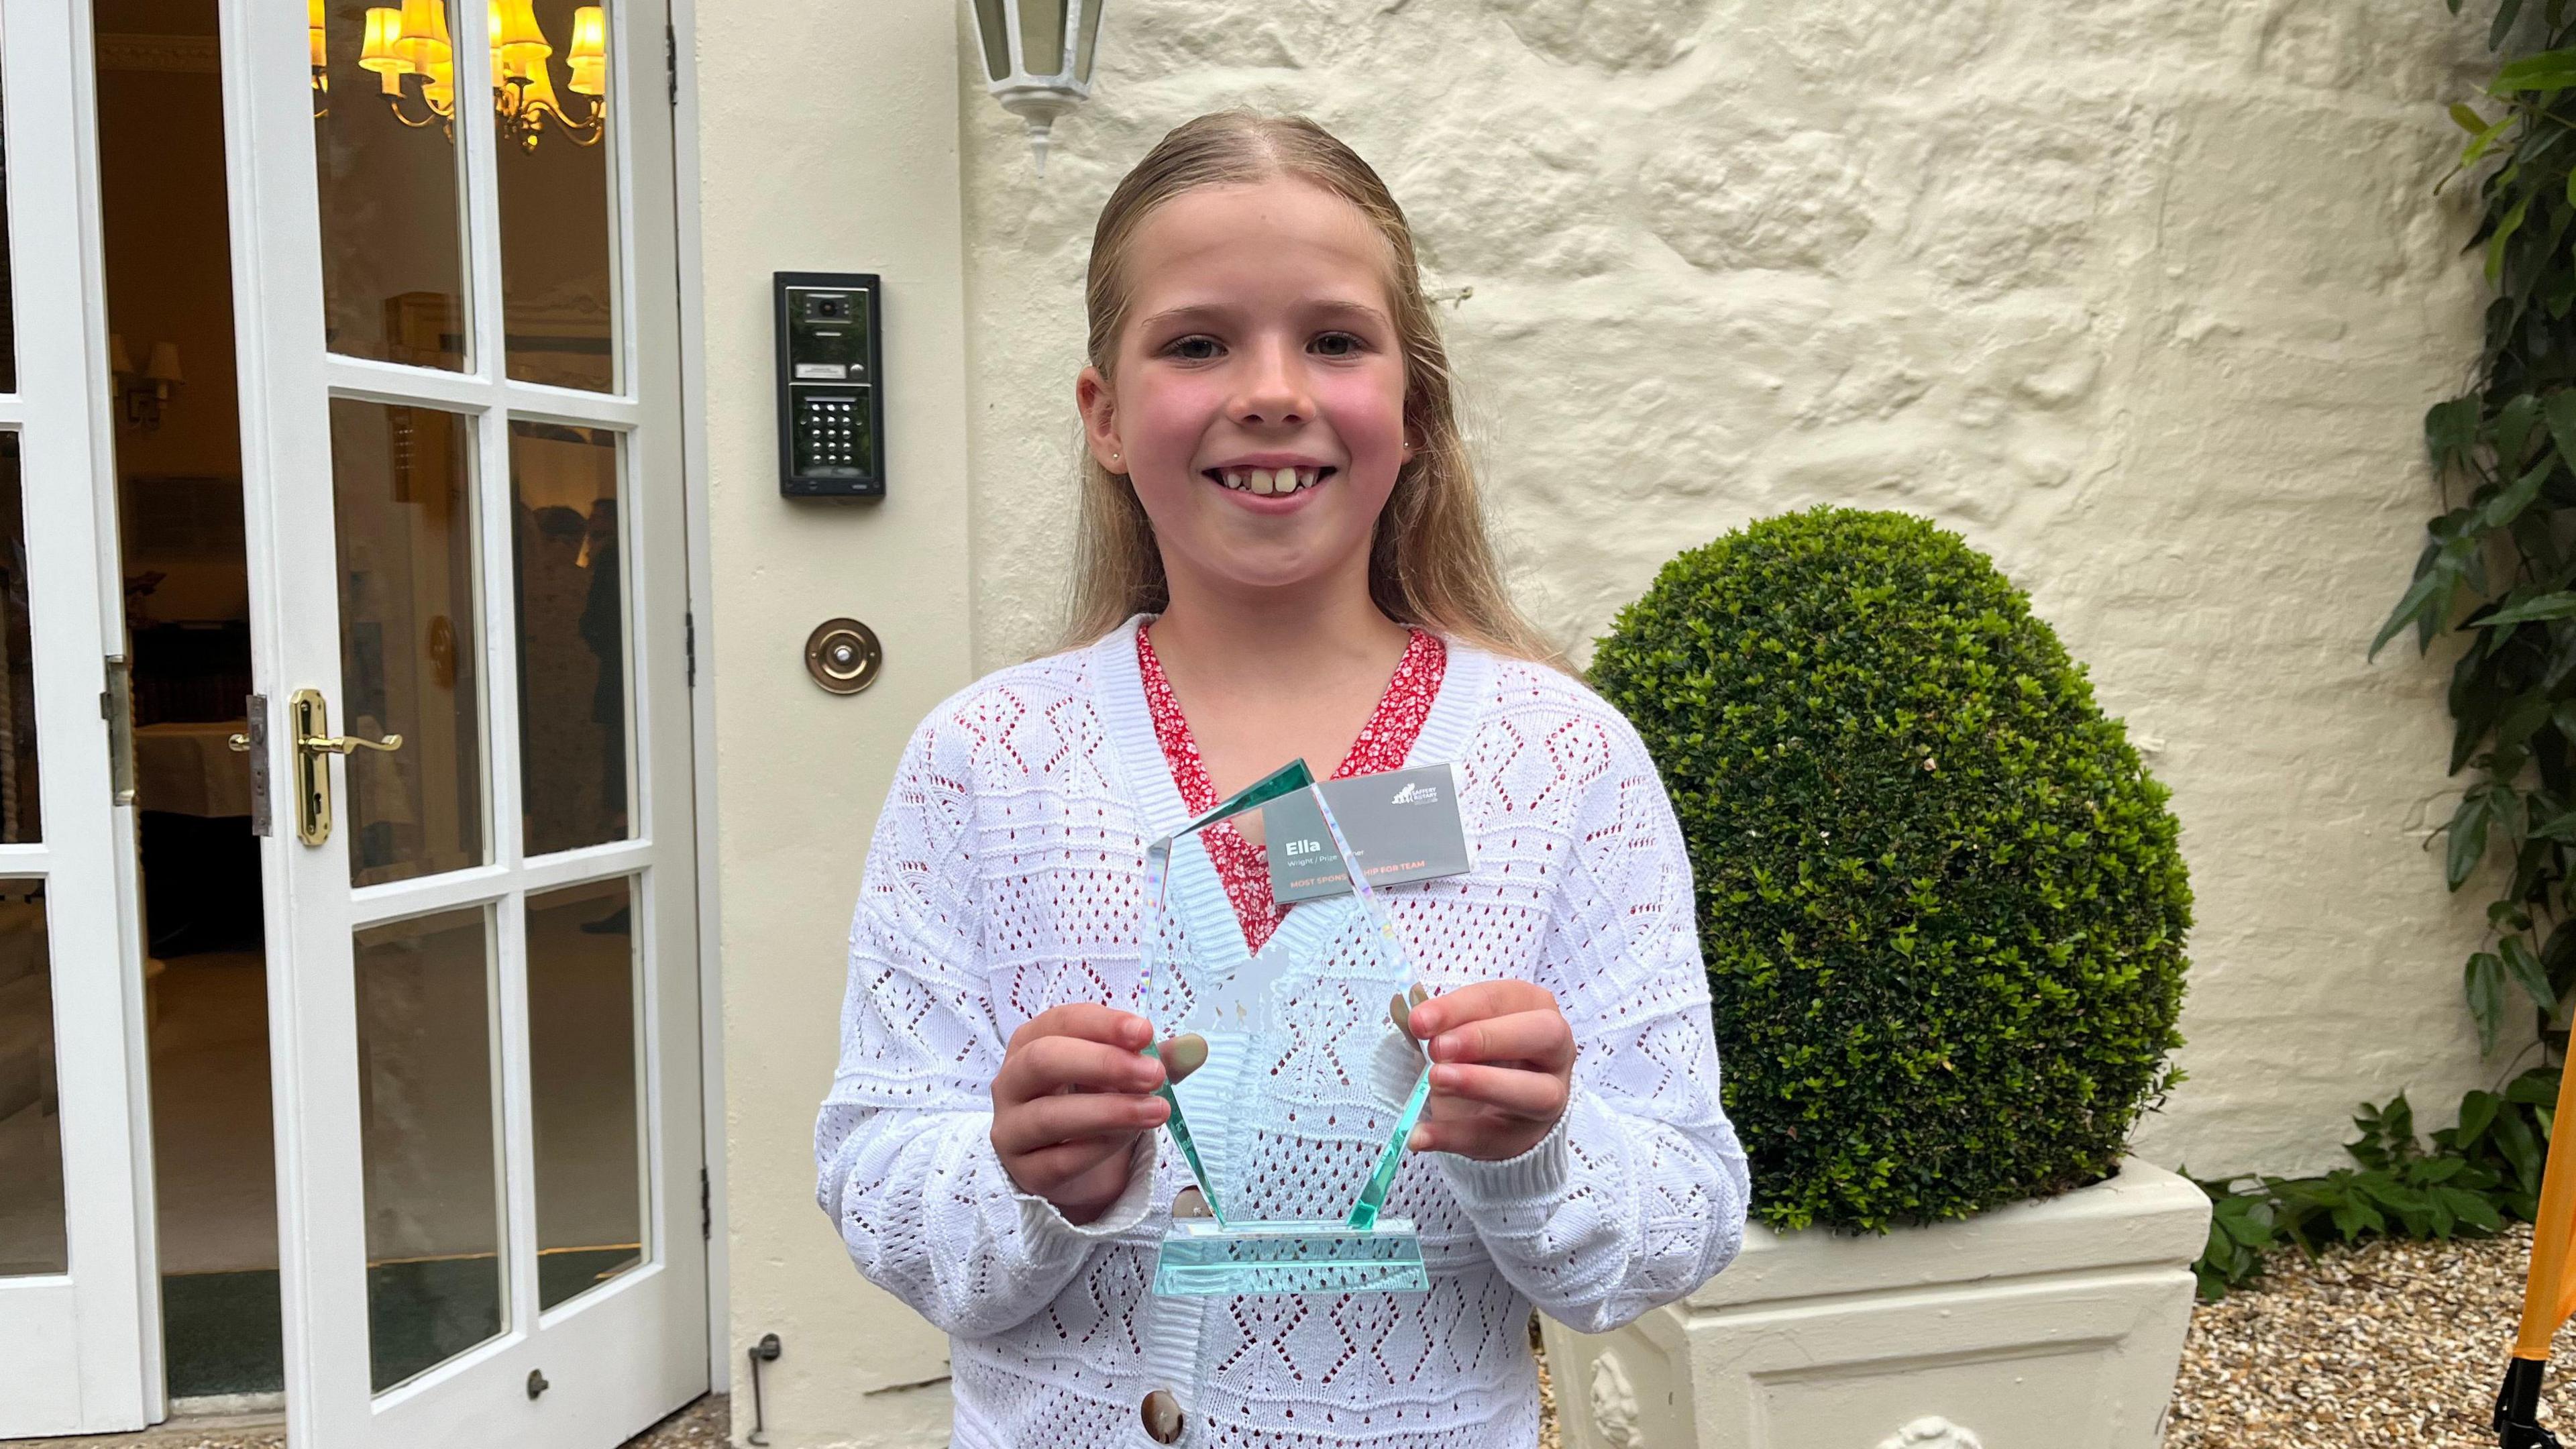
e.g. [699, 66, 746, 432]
[1266, 763, 1472, 904]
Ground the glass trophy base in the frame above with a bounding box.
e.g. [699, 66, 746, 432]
[1152, 1218, 1430, 1297]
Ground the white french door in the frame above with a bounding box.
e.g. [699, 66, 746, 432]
[224, 0, 704, 1443]
[0, 0, 159, 1436]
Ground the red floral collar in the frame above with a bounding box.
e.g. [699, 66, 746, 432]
[1136, 622, 1446, 953]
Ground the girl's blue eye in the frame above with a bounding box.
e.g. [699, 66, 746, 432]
[1313, 332, 1364, 357]
[1167, 336, 1221, 360]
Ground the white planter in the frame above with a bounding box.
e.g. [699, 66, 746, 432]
[1540, 1157, 2210, 1449]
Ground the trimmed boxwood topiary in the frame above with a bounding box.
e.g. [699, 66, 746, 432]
[1589, 506, 2192, 1233]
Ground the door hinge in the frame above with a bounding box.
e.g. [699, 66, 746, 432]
[700, 1167, 711, 1240]
[685, 609, 697, 688]
[665, 22, 678, 107]
[101, 656, 134, 805]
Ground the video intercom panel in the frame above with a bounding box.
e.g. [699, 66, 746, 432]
[775, 272, 886, 498]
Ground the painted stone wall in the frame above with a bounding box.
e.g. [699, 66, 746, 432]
[958, 0, 2509, 1179]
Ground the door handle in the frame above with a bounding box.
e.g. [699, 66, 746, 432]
[286, 688, 400, 846]
[305, 730, 405, 756]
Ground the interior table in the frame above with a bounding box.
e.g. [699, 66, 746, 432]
[132, 720, 262, 956]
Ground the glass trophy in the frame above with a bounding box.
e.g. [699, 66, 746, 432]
[1138, 759, 1436, 1297]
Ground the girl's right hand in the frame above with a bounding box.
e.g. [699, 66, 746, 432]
[990, 1004, 1171, 1225]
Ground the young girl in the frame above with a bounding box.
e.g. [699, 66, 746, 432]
[816, 110, 1748, 1449]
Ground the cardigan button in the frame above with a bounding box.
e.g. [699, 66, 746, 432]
[1173, 1187, 1212, 1219]
[1142, 1388, 1185, 1444]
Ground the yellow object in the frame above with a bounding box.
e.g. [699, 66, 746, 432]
[492, 0, 551, 70]
[350, 0, 604, 139]
[2511, 1057, 2576, 1359]
[359, 7, 411, 76]
[567, 5, 606, 95]
[490, 18, 532, 83]
[308, 0, 327, 70]
[287, 690, 402, 846]
[518, 55, 564, 122]
[421, 53, 455, 112]
[392, 0, 451, 72]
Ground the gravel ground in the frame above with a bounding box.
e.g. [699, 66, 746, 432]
[2169, 1220, 2576, 1446]
[621, 1394, 728, 1448]
[1536, 1321, 1561, 1449]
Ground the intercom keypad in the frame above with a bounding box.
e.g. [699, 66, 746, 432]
[776, 273, 887, 498]
[794, 392, 868, 476]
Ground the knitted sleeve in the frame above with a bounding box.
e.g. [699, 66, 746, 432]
[1436, 711, 1750, 1333]
[813, 709, 1159, 1340]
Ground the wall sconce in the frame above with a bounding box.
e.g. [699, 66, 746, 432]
[967, 0, 1104, 176]
[111, 334, 183, 431]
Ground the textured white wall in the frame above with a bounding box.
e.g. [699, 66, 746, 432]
[958, 0, 2518, 1178]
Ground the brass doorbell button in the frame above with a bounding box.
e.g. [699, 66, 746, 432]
[805, 618, 883, 695]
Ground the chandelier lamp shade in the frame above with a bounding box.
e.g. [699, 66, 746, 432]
[335, 0, 610, 151]
[309, 0, 329, 111]
[969, 0, 1104, 175]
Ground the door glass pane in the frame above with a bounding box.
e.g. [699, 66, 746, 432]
[0, 76, 18, 394]
[315, 0, 470, 370]
[527, 876, 641, 1309]
[0, 438, 37, 843]
[355, 906, 503, 1391]
[497, 0, 616, 392]
[0, 881, 60, 1275]
[509, 422, 626, 855]
[331, 399, 484, 886]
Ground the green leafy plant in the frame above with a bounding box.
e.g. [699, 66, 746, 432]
[2190, 1065, 2558, 1300]
[2376, 0, 2576, 1057]
[1589, 507, 2192, 1232]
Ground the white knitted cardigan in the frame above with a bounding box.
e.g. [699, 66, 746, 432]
[815, 615, 1750, 1449]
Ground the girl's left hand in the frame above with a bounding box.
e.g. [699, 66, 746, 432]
[1402, 981, 1575, 1162]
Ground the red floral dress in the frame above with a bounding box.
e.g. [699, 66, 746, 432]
[1136, 622, 1446, 952]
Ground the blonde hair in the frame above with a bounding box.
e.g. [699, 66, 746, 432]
[1062, 109, 1560, 665]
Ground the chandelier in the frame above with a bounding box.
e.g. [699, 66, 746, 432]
[332, 0, 608, 151]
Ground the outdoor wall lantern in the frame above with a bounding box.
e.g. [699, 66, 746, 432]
[968, 0, 1104, 175]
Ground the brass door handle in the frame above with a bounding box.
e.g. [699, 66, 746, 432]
[284, 688, 400, 846]
[304, 731, 403, 755]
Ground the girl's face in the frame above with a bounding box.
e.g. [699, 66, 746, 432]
[1078, 177, 1413, 602]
